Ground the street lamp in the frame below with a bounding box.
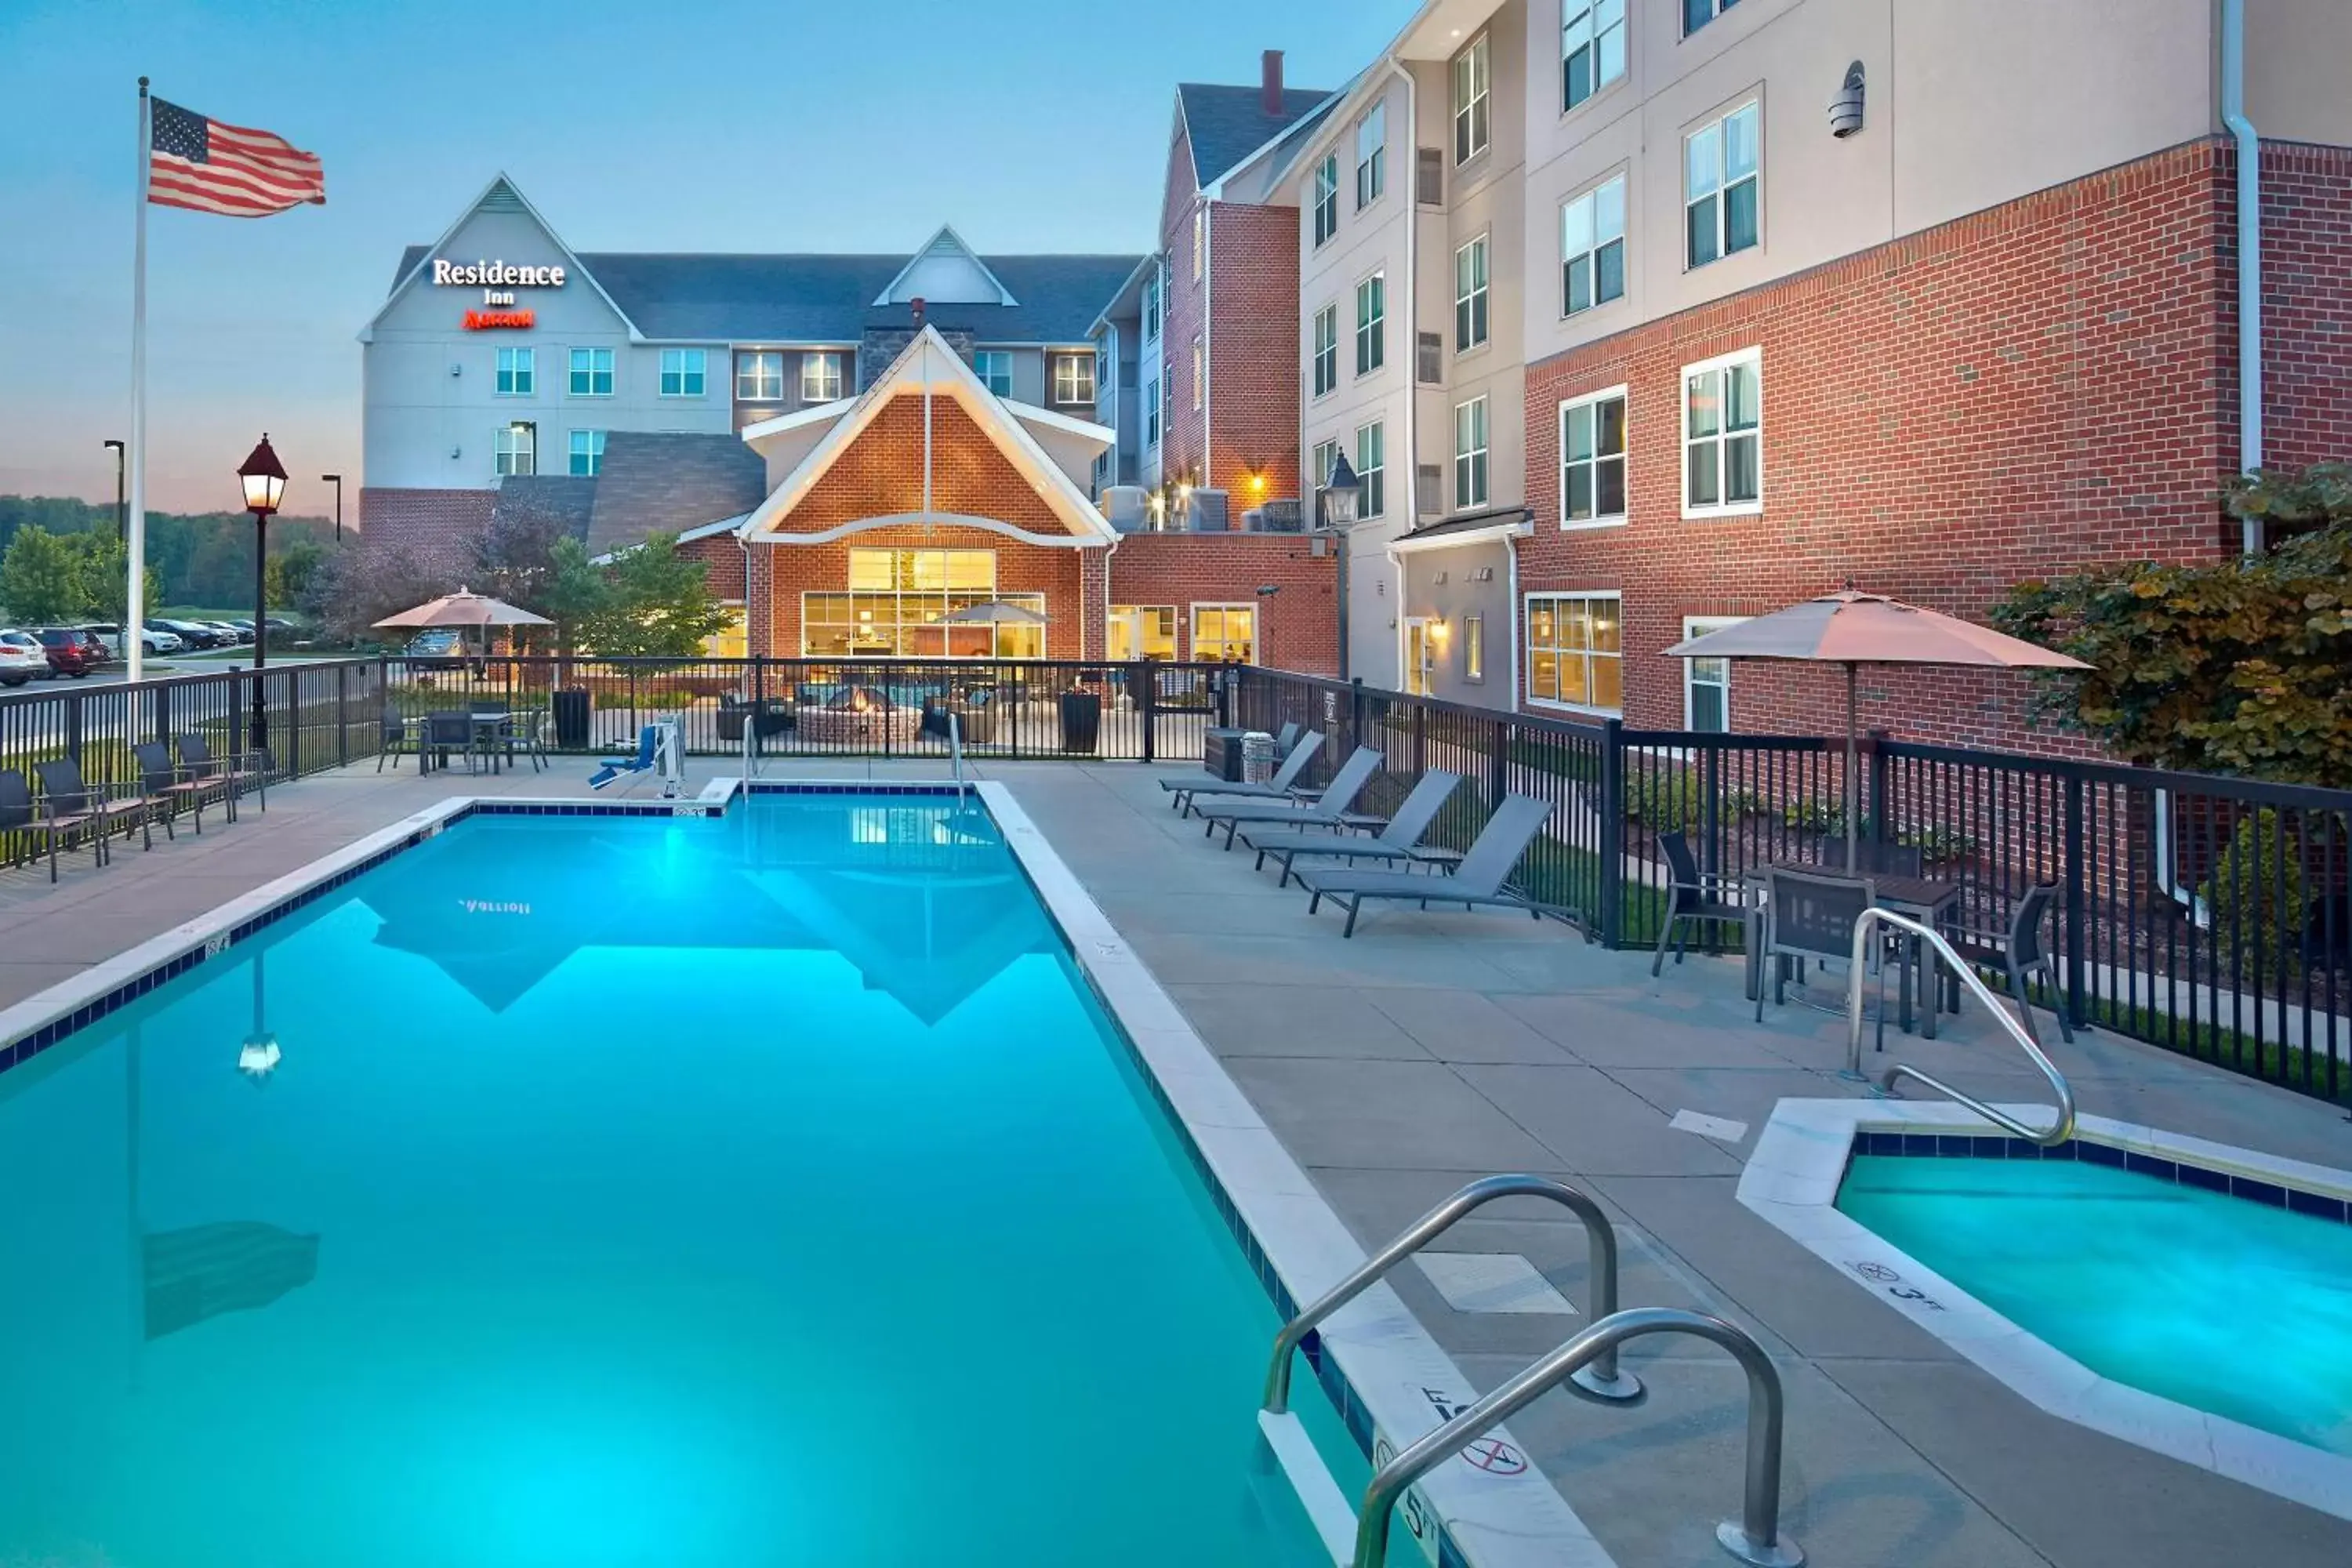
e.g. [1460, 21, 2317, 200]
[320, 473, 343, 542]
[1318, 451, 1363, 681]
[103, 439, 127, 543]
[237, 435, 288, 754]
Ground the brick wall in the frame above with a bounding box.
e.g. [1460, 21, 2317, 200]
[1514, 136, 2337, 757]
[677, 534, 747, 600]
[356, 488, 495, 574]
[1207, 202, 1305, 504]
[1160, 128, 1209, 490]
[2245, 140, 2352, 470]
[1109, 532, 1338, 674]
[757, 524, 1092, 659]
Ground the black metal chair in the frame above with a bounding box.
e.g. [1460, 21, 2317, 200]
[0, 768, 102, 881]
[1758, 868, 1880, 1022]
[423, 711, 481, 775]
[129, 741, 198, 839]
[34, 757, 149, 862]
[1947, 882, 2072, 1046]
[377, 706, 416, 771]
[1650, 830, 1756, 977]
[493, 710, 550, 774]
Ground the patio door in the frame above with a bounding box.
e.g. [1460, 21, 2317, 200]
[1403, 618, 1434, 695]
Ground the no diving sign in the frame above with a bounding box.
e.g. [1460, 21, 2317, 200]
[1459, 1437, 1527, 1475]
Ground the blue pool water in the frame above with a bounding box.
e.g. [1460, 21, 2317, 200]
[0, 797, 1356, 1566]
[1838, 1154, 2352, 1455]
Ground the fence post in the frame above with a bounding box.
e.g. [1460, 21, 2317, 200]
[1699, 743, 1722, 880]
[64, 684, 82, 767]
[1349, 677, 1366, 753]
[336, 663, 350, 768]
[1410, 701, 1427, 775]
[2063, 776, 2089, 1030]
[1134, 660, 1156, 764]
[1214, 668, 1232, 731]
[1487, 719, 1508, 809]
[155, 679, 172, 750]
[1599, 718, 1625, 947]
[1867, 728, 1892, 846]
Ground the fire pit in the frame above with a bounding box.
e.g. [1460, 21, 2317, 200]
[795, 683, 921, 746]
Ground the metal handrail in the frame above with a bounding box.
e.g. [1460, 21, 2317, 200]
[1845, 907, 2076, 1146]
[947, 712, 967, 802]
[1353, 1307, 1803, 1568]
[1263, 1174, 1639, 1414]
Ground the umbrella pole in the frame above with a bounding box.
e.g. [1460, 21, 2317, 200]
[1845, 662, 1859, 873]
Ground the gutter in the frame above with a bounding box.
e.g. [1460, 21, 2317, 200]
[1203, 200, 1214, 489]
[1392, 57, 1418, 681]
[2220, 0, 2263, 554]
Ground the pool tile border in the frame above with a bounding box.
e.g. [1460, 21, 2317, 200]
[1846, 1130, 2352, 1226]
[1740, 1099, 2352, 1523]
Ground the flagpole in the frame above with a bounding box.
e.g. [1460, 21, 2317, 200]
[127, 78, 150, 685]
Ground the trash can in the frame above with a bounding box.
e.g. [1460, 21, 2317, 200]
[553, 688, 590, 750]
[1241, 731, 1279, 783]
[1059, 689, 1102, 755]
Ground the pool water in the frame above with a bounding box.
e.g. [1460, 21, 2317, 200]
[1838, 1153, 2352, 1456]
[0, 798, 1353, 1567]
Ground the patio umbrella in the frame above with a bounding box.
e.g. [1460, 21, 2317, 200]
[936, 601, 1046, 626]
[1662, 588, 2086, 871]
[373, 587, 552, 630]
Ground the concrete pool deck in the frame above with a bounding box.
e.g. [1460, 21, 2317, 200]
[3, 754, 2348, 1567]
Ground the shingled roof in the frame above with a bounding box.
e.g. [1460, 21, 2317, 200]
[582, 432, 768, 558]
[1175, 83, 1336, 187]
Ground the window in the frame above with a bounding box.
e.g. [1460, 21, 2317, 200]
[1525, 593, 1623, 711]
[1312, 304, 1338, 397]
[1109, 605, 1178, 661]
[736, 350, 785, 402]
[1312, 154, 1339, 247]
[1192, 338, 1204, 410]
[1193, 206, 1205, 281]
[1355, 272, 1385, 375]
[568, 428, 605, 477]
[1682, 615, 1746, 731]
[1312, 439, 1340, 490]
[1682, 0, 1740, 37]
[1563, 0, 1627, 111]
[1453, 396, 1488, 509]
[1145, 377, 1160, 447]
[568, 347, 613, 397]
[1562, 174, 1628, 317]
[1463, 614, 1485, 683]
[495, 347, 534, 397]
[1686, 101, 1761, 269]
[1051, 352, 1096, 405]
[802, 351, 846, 403]
[1144, 271, 1162, 340]
[1560, 387, 1628, 527]
[1355, 420, 1385, 517]
[1454, 235, 1489, 352]
[659, 347, 706, 397]
[493, 421, 535, 477]
[1451, 34, 1490, 164]
[971, 351, 1012, 397]
[1682, 349, 1762, 514]
[802, 549, 1045, 658]
[706, 604, 748, 660]
[1191, 604, 1256, 662]
[1356, 103, 1386, 209]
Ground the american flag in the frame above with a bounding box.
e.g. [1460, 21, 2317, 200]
[147, 97, 325, 217]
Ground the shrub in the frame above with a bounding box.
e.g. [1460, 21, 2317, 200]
[2198, 808, 2312, 978]
[1622, 768, 1700, 831]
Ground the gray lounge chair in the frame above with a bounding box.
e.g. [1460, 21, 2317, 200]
[1154, 720, 1301, 808]
[1162, 729, 1325, 816]
[1195, 746, 1384, 848]
[1247, 769, 1465, 886]
[1295, 793, 1556, 938]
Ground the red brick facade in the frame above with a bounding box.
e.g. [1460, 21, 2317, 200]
[1516, 136, 2351, 755]
[1109, 532, 1338, 674]
[2245, 140, 2352, 467]
[356, 487, 495, 573]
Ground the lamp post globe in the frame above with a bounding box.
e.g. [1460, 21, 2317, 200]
[236, 435, 289, 753]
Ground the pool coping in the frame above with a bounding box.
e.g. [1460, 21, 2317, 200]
[0, 776, 1618, 1568]
[1739, 1098, 2352, 1523]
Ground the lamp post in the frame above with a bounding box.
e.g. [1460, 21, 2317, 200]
[321, 473, 343, 542]
[103, 439, 127, 543]
[1318, 451, 1363, 681]
[237, 949, 280, 1082]
[237, 435, 288, 754]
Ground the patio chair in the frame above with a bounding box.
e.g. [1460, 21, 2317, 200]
[34, 757, 151, 860]
[131, 741, 206, 838]
[1757, 868, 1880, 1024]
[1249, 768, 1465, 887]
[422, 711, 482, 775]
[1161, 729, 1324, 816]
[1195, 745, 1385, 849]
[1944, 881, 2072, 1047]
[1852, 840, 1925, 877]
[176, 733, 270, 818]
[1650, 830, 1756, 976]
[492, 709, 550, 774]
[0, 768, 103, 881]
[376, 705, 416, 772]
[1294, 793, 1556, 938]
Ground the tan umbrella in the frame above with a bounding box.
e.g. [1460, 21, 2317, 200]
[373, 587, 552, 630]
[935, 601, 1046, 626]
[1662, 588, 2087, 870]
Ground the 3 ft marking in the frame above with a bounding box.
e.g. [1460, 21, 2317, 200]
[1847, 1259, 1946, 1311]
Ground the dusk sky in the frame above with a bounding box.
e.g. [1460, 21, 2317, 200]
[0, 0, 1397, 515]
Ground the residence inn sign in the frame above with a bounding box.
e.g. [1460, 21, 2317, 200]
[434, 256, 564, 329]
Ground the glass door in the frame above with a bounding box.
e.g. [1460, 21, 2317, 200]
[1403, 618, 1433, 695]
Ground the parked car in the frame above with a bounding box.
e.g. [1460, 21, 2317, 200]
[156, 618, 227, 649]
[34, 627, 112, 676]
[226, 619, 257, 642]
[82, 623, 181, 657]
[205, 620, 251, 644]
[0, 630, 48, 686]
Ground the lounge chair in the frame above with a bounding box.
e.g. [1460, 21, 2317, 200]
[0, 768, 103, 881]
[1162, 729, 1325, 817]
[1194, 745, 1385, 849]
[1156, 721, 1305, 812]
[1246, 769, 1465, 887]
[1294, 793, 1556, 938]
[589, 725, 660, 790]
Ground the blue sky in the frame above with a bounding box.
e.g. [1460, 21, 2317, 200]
[0, 0, 1398, 513]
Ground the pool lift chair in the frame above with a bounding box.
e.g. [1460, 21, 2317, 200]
[589, 717, 686, 797]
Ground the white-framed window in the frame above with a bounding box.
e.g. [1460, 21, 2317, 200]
[1453, 396, 1489, 510]
[1312, 438, 1340, 490]
[1682, 615, 1746, 731]
[567, 347, 613, 397]
[1560, 387, 1628, 528]
[1192, 338, 1204, 410]
[971, 351, 1012, 397]
[1094, 336, 1113, 404]
[1355, 271, 1385, 375]
[1193, 206, 1205, 281]
[1463, 614, 1486, 683]
[1682, 0, 1739, 37]
[659, 347, 706, 397]
[495, 347, 534, 397]
[1454, 235, 1489, 351]
[1108, 604, 1178, 661]
[1145, 377, 1160, 448]
[1356, 103, 1386, 209]
[1682, 348, 1762, 516]
[1525, 592, 1623, 712]
[1191, 603, 1256, 662]
[493, 421, 535, 477]
[803, 549, 1046, 658]
[1312, 303, 1339, 397]
[1686, 100, 1761, 269]
[1051, 352, 1096, 405]
[1562, 174, 1628, 318]
[1144, 271, 1162, 340]
[1563, 0, 1627, 112]
[1355, 420, 1385, 517]
[735, 350, 784, 402]
[802, 351, 846, 402]
[568, 428, 605, 477]
[1451, 34, 1490, 164]
[1312, 154, 1340, 247]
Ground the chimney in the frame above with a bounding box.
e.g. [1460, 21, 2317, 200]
[910, 296, 926, 328]
[1261, 49, 1284, 114]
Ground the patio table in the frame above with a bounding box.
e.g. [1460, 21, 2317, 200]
[1744, 862, 1962, 1037]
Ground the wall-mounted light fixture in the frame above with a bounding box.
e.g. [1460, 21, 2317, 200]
[1829, 62, 1865, 138]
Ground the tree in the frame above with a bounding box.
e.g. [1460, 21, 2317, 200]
[537, 537, 612, 655]
[73, 530, 164, 622]
[274, 535, 328, 605]
[575, 534, 732, 658]
[313, 544, 459, 644]
[0, 525, 85, 624]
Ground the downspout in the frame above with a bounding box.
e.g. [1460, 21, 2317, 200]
[1202, 199, 1214, 492]
[2220, 0, 2263, 554]
[1392, 59, 1418, 678]
[1506, 529, 1523, 712]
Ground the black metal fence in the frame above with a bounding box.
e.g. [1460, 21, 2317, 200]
[0, 659, 386, 789]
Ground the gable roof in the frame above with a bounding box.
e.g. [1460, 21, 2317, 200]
[1175, 83, 1336, 187]
[871, 225, 1018, 307]
[361, 173, 639, 343]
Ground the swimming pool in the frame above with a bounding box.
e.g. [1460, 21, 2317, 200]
[0, 793, 1363, 1566]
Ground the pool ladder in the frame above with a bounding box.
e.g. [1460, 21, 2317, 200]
[1258, 1174, 1803, 1568]
[947, 711, 968, 802]
[1842, 909, 2076, 1147]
